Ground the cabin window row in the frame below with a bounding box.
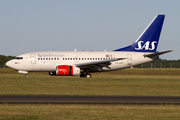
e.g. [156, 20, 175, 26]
[38, 58, 59, 60]
[38, 58, 116, 60]
[63, 58, 115, 60]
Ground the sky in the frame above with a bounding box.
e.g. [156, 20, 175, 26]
[0, 0, 180, 60]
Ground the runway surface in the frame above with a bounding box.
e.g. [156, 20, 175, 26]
[0, 95, 180, 105]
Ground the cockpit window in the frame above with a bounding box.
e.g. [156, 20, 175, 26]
[14, 57, 23, 60]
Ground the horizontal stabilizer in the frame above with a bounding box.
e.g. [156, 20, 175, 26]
[144, 50, 172, 57]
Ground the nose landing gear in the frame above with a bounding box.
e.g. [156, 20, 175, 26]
[25, 74, 29, 77]
[18, 70, 29, 77]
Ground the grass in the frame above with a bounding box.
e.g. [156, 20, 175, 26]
[0, 68, 180, 96]
[0, 68, 180, 120]
[0, 104, 180, 120]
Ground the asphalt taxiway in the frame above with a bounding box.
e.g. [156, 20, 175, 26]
[0, 96, 180, 105]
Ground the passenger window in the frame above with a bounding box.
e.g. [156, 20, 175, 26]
[57, 58, 59, 60]
[54, 58, 56, 60]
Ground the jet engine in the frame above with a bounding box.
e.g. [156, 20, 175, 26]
[49, 65, 80, 76]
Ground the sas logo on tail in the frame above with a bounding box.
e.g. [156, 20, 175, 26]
[135, 41, 157, 50]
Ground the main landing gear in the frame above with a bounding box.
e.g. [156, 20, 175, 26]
[80, 72, 91, 78]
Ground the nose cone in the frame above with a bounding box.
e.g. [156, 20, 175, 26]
[6, 60, 13, 68]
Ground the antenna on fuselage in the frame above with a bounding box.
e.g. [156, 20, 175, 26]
[74, 49, 77, 51]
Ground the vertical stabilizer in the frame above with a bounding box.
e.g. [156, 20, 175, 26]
[114, 15, 165, 52]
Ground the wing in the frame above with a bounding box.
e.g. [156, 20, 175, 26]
[76, 58, 126, 72]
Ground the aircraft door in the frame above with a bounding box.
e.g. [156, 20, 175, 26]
[127, 54, 132, 65]
[30, 54, 36, 64]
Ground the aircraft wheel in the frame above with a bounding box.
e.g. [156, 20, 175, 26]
[25, 74, 29, 77]
[80, 73, 91, 78]
[86, 74, 91, 78]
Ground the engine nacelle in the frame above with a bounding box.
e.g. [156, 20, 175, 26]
[49, 65, 80, 76]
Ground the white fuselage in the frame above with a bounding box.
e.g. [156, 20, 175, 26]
[5, 15, 169, 78]
[6, 51, 155, 72]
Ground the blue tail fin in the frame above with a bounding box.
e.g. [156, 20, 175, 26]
[114, 15, 165, 52]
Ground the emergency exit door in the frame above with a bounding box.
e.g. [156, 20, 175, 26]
[127, 54, 132, 65]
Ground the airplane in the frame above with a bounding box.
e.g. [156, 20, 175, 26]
[6, 15, 172, 78]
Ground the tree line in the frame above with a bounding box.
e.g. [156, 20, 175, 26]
[0, 55, 14, 68]
[0, 55, 180, 68]
[134, 59, 180, 68]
